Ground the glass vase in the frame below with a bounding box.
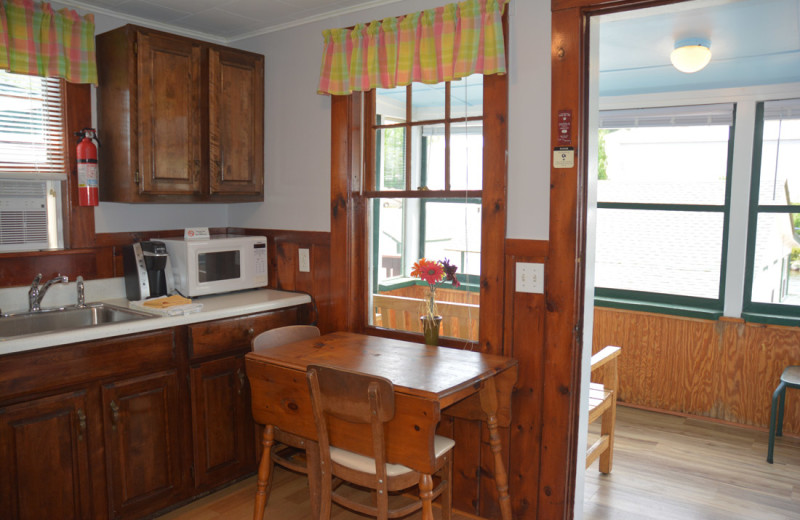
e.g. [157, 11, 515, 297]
[420, 315, 443, 346]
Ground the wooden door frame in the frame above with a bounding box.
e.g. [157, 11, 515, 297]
[547, 1, 687, 518]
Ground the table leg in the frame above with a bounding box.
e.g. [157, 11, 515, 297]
[479, 378, 513, 520]
[487, 414, 512, 520]
[253, 425, 275, 520]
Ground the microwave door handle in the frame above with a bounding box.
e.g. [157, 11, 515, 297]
[165, 256, 175, 295]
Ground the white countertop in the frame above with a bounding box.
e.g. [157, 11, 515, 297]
[0, 286, 311, 356]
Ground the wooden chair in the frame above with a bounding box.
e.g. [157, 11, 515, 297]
[767, 365, 800, 463]
[586, 345, 621, 474]
[251, 325, 320, 518]
[306, 364, 455, 520]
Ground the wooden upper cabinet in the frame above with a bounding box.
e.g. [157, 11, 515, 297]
[96, 25, 264, 203]
[209, 48, 264, 197]
[137, 32, 203, 196]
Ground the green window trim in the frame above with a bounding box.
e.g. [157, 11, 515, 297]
[594, 114, 736, 312]
[742, 101, 800, 318]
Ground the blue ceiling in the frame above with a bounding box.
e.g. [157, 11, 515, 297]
[598, 0, 800, 97]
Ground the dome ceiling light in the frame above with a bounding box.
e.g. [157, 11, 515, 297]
[670, 38, 712, 73]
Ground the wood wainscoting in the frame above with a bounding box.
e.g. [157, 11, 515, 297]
[0, 232, 559, 519]
[593, 307, 800, 436]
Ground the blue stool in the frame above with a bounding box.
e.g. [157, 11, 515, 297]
[767, 366, 800, 463]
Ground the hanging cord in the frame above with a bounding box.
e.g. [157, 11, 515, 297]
[772, 118, 783, 202]
[459, 76, 476, 351]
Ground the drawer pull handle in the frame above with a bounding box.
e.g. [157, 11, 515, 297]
[110, 400, 120, 431]
[238, 368, 246, 395]
[247, 327, 254, 336]
[77, 409, 87, 441]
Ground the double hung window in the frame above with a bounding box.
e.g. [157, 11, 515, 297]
[744, 98, 800, 316]
[367, 75, 484, 342]
[0, 70, 66, 251]
[594, 104, 735, 316]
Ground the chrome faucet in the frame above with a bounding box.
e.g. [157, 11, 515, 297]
[28, 273, 69, 312]
[76, 276, 85, 308]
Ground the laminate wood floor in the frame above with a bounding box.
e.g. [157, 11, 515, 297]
[584, 406, 800, 520]
[157, 405, 800, 520]
[156, 464, 480, 520]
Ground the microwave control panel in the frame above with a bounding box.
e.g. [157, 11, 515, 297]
[254, 242, 268, 275]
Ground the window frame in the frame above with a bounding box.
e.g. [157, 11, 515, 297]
[593, 105, 737, 320]
[365, 81, 486, 342]
[330, 76, 507, 350]
[0, 77, 93, 254]
[742, 100, 800, 325]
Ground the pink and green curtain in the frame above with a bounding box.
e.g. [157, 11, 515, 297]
[0, 0, 97, 84]
[318, 0, 509, 95]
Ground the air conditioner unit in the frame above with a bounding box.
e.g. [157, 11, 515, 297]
[0, 179, 51, 251]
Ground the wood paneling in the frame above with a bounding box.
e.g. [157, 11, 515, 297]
[543, 5, 586, 519]
[593, 307, 800, 436]
[504, 240, 548, 519]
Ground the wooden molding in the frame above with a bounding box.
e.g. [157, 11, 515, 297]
[505, 238, 549, 259]
[63, 82, 96, 249]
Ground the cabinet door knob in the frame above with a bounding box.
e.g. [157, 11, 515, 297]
[77, 409, 87, 441]
[110, 400, 120, 431]
[247, 327, 254, 336]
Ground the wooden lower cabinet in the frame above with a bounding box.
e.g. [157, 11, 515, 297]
[0, 303, 311, 519]
[190, 355, 255, 488]
[0, 390, 94, 520]
[102, 371, 182, 520]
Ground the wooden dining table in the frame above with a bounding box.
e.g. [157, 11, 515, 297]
[245, 331, 518, 520]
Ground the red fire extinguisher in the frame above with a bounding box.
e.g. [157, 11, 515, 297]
[75, 128, 100, 206]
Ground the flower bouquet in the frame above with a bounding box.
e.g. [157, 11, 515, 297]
[410, 258, 460, 345]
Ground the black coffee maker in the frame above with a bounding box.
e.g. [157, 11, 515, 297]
[122, 240, 173, 300]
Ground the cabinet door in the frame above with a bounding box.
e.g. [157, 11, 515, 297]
[102, 370, 181, 520]
[0, 391, 93, 520]
[190, 355, 255, 489]
[137, 31, 203, 196]
[208, 47, 264, 197]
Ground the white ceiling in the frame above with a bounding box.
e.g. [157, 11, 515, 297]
[59, 0, 402, 42]
[597, 0, 800, 96]
[58, 0, 800, 97]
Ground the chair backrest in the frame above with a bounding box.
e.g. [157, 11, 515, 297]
[252, 325, 320, 353]
[590, 345, 621, 390]
[307, 364, 395, 423]
[306, 364, 395, 482]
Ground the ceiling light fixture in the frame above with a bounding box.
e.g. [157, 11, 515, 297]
[670, 38, 712, 73]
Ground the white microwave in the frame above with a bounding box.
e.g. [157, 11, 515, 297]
[160, 235, 269, 297]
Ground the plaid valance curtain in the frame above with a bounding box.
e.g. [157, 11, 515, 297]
[0, 0, 97, 84]
[318, 0, 509, 96]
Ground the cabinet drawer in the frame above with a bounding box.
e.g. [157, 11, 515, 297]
[188, 307, 304, 359]
[0, 329, 176, 403]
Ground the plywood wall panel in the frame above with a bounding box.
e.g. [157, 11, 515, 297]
[594, 308, 800, 436]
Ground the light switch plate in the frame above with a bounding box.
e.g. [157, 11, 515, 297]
[298, 248, 310, 273]
[516, 262, 544, 293]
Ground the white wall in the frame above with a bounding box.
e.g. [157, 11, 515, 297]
[65, 1, 553, 237]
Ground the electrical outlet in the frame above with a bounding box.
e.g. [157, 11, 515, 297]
[298, 248, 310, 273]
[516, 262, 544, 293]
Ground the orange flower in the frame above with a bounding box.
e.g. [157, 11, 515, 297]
[411, 258, 444, 285]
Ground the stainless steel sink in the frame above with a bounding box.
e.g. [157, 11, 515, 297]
[0, 303, 157, 340]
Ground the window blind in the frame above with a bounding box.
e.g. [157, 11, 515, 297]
[0, 71, 66, 180]
[763, 98, 800, 120]
[599, 103, 735, 129]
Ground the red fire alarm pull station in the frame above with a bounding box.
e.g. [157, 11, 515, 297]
[558, 109, 572, 145]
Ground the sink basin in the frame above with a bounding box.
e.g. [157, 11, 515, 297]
[0, 303, 157, 340]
